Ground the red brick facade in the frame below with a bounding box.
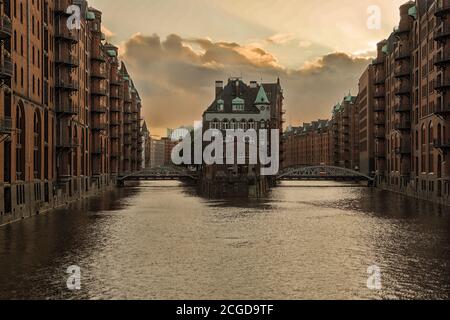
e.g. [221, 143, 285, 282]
[0, 0, 143, 225]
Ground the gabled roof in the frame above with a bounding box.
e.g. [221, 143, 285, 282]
[205, 79, 273, 114]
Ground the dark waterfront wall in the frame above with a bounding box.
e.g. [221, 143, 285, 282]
[198, 174, 270, 198]
[0, 177, 116, 226]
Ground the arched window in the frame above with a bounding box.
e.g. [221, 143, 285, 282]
[210, 119, 219, 130]
[16, 102, 25, 180]
[222, 119, 229, 130]
[415, 130, 419, 150]
[33, 110, 42, 179]
[230, 119, 237, 130]
[437, 124, 442, 145]
[428, 122, 434, 143]
[81, 129, 85, 176]
[421, 124, 426, 146]
[73, 126, 78, 176]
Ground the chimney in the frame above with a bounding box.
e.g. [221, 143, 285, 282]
[250, 81, 258, 88]
[215, 81, 223, 98]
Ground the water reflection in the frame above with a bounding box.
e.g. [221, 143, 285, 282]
[0, 181, 449, 299]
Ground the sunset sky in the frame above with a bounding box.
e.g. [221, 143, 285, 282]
[90, 0, 407, 137]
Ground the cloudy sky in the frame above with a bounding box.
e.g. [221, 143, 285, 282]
[90, 0, 406, 137]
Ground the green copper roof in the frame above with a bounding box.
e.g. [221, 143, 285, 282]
[344, 94, 356, 103]
[107, 50, 117, 57]
[232, 97, 245, 104]
[86, 11, 95, 21]
[254, 85, 270, 104]
[382, 45, 389, 54]
[217, 99, 224, 104]
[408, 6, 417, 19]
[101, 33, 106, 41]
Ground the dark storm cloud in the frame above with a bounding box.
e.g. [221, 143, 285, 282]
[120, 34, 370, 136]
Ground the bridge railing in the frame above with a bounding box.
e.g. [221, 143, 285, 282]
[118, 166, 198, 181]
[277, 165, 374, 181]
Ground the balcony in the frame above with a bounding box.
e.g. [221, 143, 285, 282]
[0, 117, 13, 134]
[0, 15, 12, 39]
[110, 78, 122, 86]
[374, 128, 385, 139]
[110, 105, 121, 112]
[394, 48, 411, 61]
[91, 123, 107, 131]
[394, 83, 411, 96]
[91, 50, 106, 62]
[110, 90, 121, 99]
[394, 24, 411, 36]
[91, 87, 108, 96]
[394, 119, 411, 131]
[374, 76, 385, 85]
[111, 132, 120, 139]
[0, 56, 13, 79]
[374, 117, 385, 126]
[372, 58, 385, 66]
[434, 25, 450, 42]
[91, 67, 108, 79]
[394, 66, 411, 78]
[55, 79, 79, 91]
[435, 52, 450, 68]
[91, 105, 107, 113]
[374, 101, 385, 112]
[55, 52, 79, 68]
[435, 0, 450, 17]
[374, 150, 386, 158]
[110, 119, 120, 126]
[91, 147, 106, 155]
[374, 88, 385, 99]
[434, 101, 450, 115]
[435, 77, 450, 91]
[55, 102, 78, 115]
[110, 151, 120, 158]
[57, 137, 79, 149]
[394, 102, 411, 113]
[55, 27, 79, 44]
[434, 138, 450, 151]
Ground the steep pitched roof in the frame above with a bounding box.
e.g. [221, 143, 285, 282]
[255, 85, 270, 104]
[205, 79, 264, 114]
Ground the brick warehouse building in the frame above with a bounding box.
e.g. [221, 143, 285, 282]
[331, 94, 360, 170]
[282, 120, 331, 168]
[372, 0, 450, 204]
[0, 0, 143, 225]
[283, 0, 450, 205]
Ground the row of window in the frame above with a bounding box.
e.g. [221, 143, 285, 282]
[209, 120, 270, 130]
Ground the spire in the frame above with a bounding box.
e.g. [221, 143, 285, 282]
[255, 85, 270, 104]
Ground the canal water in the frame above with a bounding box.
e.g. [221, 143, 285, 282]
[0, 181, 449, 300]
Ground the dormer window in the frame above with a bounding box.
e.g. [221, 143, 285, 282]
[217, 99, 224, 112]
[232, 97, 245, 112]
